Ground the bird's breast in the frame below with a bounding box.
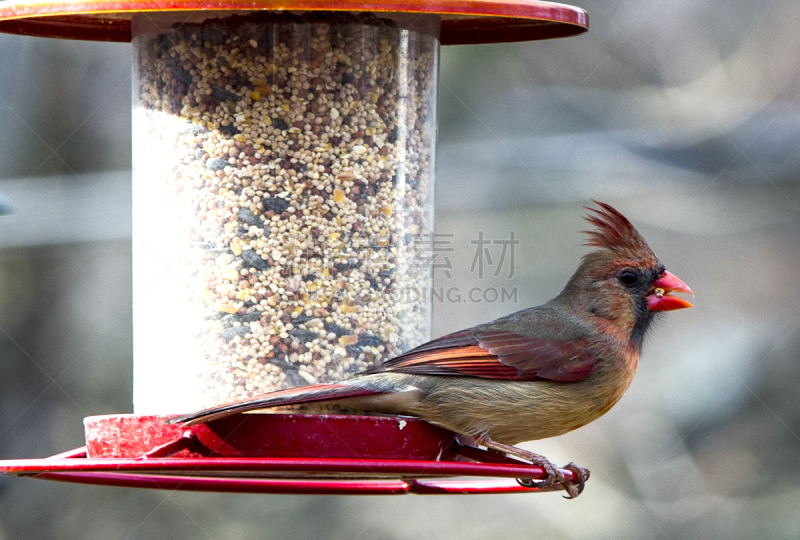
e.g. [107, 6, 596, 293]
[410, 352, 639, 445]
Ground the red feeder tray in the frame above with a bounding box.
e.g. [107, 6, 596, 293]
[0, 414, 578, 494]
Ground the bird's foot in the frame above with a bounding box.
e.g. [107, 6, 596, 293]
[514, 457, 562, 491]
[516, 460, 590, 498]
[479, 437, 589, 497]
[559, 462, 590, 499]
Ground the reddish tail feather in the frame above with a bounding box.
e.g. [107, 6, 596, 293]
[166, 382, 384, 426]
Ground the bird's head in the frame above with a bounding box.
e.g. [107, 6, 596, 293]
[560, 201, 693, 347]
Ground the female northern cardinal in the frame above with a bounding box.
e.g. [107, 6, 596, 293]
[168, 201, 693, 497]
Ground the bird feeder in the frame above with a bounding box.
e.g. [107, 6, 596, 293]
[0, 0, 588, 495]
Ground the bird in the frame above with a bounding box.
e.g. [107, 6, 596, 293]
[168, 201, 693, 497]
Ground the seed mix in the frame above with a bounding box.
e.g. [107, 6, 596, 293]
[133, 12, 437, 407]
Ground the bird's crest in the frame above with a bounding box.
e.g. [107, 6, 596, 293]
[583, 200, 656, 263]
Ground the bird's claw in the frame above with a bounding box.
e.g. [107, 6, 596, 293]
[515, 477, 539, 489]
[560, 462, 590, 499]
[515, 457, 564, 491]
[516, 460, 590, 498]
[477, 437, 589, 497]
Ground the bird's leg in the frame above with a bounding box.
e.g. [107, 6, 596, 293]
[479, 437, 589, 498]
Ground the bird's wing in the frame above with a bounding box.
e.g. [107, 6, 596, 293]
[376, 329, 599, 382]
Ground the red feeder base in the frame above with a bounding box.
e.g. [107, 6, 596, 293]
[0, 414, 580, 495]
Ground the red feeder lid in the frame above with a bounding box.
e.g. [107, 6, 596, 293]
[0, 0, 587, 45]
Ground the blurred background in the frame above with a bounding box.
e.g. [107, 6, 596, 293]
[1, 0, 800, 538]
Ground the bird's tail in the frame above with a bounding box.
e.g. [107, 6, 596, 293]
[166, 381, 385, 426]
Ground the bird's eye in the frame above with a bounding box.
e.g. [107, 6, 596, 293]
[618, 270, 638, 287]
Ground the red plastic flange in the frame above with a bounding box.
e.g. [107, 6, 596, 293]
[0, 0, 588, 44]
[0, 414, 579, 495]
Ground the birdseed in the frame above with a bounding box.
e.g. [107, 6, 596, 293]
[132, 12, 438, 409]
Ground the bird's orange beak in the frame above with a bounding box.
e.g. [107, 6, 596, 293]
[647, 270, 693, 311]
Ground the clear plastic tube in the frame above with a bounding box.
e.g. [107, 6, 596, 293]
[132, 11, 439, 413]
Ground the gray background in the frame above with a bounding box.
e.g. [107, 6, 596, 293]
[1, 1, 799, 538]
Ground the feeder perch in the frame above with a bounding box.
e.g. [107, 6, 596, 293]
[0, 0, 588, 495]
